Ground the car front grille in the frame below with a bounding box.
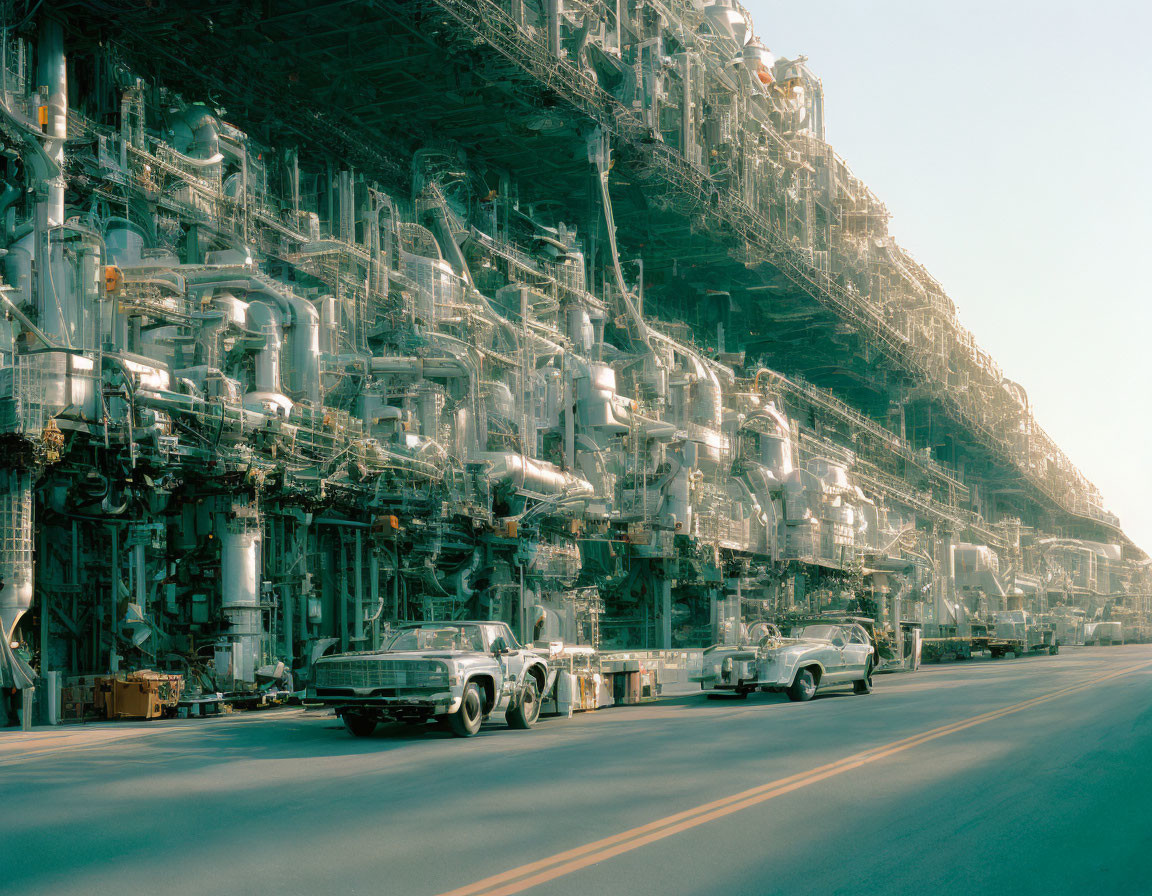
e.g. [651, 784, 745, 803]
[315, 659, 449, 690]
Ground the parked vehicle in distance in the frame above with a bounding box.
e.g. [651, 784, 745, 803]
[695, 622, 876, 702]
[989, 610, 1058, 657]
[1084, 620, 1124, 646]
[1041, 608, 1087, 647]
[310, 621, 551, 737]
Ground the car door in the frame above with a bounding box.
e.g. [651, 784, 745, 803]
[486, 623, 527, 709]
[842, 625, 872, 678]
[820, 626, 850, 682]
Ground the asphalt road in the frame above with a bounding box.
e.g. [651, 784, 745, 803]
[2, 646, 1151, 896]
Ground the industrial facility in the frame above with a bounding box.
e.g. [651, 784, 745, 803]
[1, 1, 1148, 710]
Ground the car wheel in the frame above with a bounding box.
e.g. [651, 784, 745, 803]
[787, 667, 817, 702]
[450, 682, 484, 737]
[506, 678, 541, 729]
[343, 712, 377, 738]
[853, 660, 874, 695]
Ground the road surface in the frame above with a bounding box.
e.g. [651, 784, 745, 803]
[2, 646, 1150, 896]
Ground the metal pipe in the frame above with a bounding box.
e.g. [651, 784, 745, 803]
[369, 550, 380, 649]
[109, 524, 118, 670]
[37, 18, 66, 229]
[0, 287, 57, 348]
[369, 356, 469, 378]
[353, 529, 364, 644]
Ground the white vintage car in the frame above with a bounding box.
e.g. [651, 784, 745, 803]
[695, 622, 876, 702]
[310, 620, 550, 737]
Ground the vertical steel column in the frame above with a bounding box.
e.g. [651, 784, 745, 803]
[109, 525, 118, 670]
[36, 18, 66, 228]
[660, 576, 672, 649]
[369, 550, 380, 648]
[338, 534, 348, 652]
[353, 529, 364, 644]
[393, 541, 400, 621]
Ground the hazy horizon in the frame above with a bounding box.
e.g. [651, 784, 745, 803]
[746, 0, 1152, 554]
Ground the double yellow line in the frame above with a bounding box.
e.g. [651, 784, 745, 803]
[438, 659, 1152, 896]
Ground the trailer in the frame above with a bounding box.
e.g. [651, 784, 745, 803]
[1084, 621, 1124, 646]
[921, 623, 991, 663]
[1040, 610, 1087, 647]
[988, 610, 1058, 657]
[923, 616, 1057, 662]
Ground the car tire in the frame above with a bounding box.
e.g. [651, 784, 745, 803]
[343, 712, 377, 738]
[853, 660, 874, 695]
[506, 678, 541, 729]
[787, 667, 817, 702]
[450, 682, 484, 737]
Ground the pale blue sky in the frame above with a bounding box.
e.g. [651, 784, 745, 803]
[746, 0, 1152, 553]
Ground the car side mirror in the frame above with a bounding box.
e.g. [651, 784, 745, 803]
[491, 637, 508, 655]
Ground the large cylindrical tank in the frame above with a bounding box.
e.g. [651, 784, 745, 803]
[415, 383, 444, 439]
[566, 307, 593, 353]
[104, 218, 148, 268]
[221, 526, 261, 610]
[220, 521, 262, 685]
[285, 296, 321, 406]
[169, 104, 222, 163]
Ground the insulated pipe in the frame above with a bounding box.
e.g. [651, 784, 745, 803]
[476, 451, 595, 499]
[423, 185, 475, 289]
[680, 53, 694, 165]
[195, 310, 230, 370]
[288, 296, 322, 407]
[563, 374, 575, 472]
[546, 0, 562, 57]
[244, 301, 284, 394]
[181, 274, 321, 405]
[369, 356, 470, 378]
[242, 286, 320, 407]
[594, 149, 653, 353]
[171, 105, 222, 165]
[37, 18, 67, 229]
[0, 287, 57, 348]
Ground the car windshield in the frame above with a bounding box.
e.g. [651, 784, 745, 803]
[790, 624, 841, 641]
[385, 624, 486, 652]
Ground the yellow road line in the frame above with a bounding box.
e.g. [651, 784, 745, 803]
[439, 659, 1152, 896]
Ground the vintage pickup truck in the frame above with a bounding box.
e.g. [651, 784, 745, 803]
[310, 620, 551, 737]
